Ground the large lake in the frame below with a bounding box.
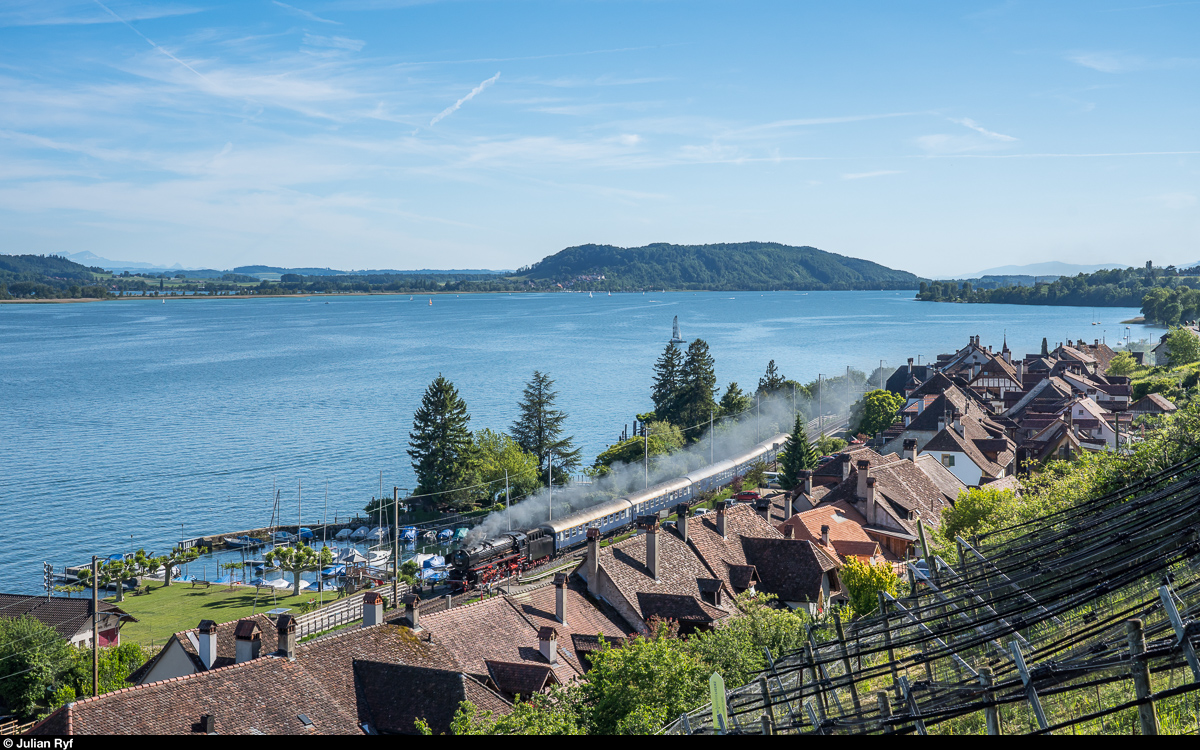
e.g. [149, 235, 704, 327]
[0, 291, 1153, 592]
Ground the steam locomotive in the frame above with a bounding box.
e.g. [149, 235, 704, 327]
[449, 432, 788, 589]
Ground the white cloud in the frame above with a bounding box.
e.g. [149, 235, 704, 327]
[302, 34, 366, 52]
[429, 72, 501, 126]
[0, 0, 199, 27]
[950, 117, 1017, 142]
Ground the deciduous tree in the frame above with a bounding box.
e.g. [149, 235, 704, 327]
[849, 389, 905, 438]
[264, 544, 334, 597]
[475, 428, 541, 504]
[840, 557, 900, 617]
[1166, 326, 1200, 366]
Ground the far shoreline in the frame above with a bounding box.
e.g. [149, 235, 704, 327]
[0, 289, 920, 304]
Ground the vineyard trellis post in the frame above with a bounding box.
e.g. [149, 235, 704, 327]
[1157, 585, 1200, 681]
[979, 666, 1001, 735]
[833, 612, 862, 712]
[1010, 640, 1050, 732]
[1126, 618, 1160, 736]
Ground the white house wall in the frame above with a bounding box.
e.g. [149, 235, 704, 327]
[920, 450, 982, 486]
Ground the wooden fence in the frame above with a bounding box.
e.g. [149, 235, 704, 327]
[294, 582, 412, 639]
[0, 719, 36, 736]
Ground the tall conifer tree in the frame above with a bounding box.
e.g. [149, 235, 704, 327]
[779, 414, 819, 491]
[651, 342, 683, 424]
[758, 360, 787, 395]
[408, 375, 477, 507]
[512, 371, 582, 485]
[677, 339, 718, 434]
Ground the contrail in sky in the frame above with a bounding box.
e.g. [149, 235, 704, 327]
[430, 72, 501, 126]
[91, 0, 213, 87]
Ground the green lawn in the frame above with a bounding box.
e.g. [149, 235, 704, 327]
[110, 583, 348, 647]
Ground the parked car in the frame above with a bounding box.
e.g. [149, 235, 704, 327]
[692, 508, 711, 517]
[733, 491, 761, 501]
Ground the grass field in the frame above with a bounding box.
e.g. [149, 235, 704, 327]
[110, 582, 349, 647]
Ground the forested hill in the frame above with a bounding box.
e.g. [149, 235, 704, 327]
[519, 242, 922, 291]
[0, 254, 105, 281]
[915, 263, 1200, 325]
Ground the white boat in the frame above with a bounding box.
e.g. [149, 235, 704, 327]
[350, 526, 370, 541]
[589, 292, 593, 298]
[670, 316, 685, 344]
[334, 528, 353, 541]
[367, 549, 391, 566]
[366, 527, 387, 542]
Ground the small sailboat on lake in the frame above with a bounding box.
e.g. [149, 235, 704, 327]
[670, 316, 685, 344]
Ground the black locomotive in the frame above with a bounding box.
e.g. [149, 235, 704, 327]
[449, 528, 554, 589]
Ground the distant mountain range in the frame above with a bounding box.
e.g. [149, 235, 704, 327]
[60, 253, 511, 277]
[959, 261, 1131, 278]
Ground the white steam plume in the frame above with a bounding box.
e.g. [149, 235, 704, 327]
[463, 396, 831, 545]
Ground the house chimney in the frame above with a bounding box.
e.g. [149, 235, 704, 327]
[820, 525, 830, 547]
[784, 492, 793, 520]
[554, 572, 568, 625]
[916, 398, 925, 414]
[800, 470, 813, 496]
[972, 362, 981, 379]
[1015, 359, 1024, 383]
[197, 620, 217, 670]
[783, 524, 795, 539]
[839, 454, 851, 480]
[1041, 338, 1049, 357]
[903, 438, 917, 462]
[402, 593, 421, 631]
[953, 410, 963, 436]
[638, 515, 660, 580]
[362, 591, 384, 628]
[865, 477, 877, 525]
[856, 460, 870, 500]
[234, 619, 261, 664]
[276, 614, 296, 660]
[585, 528, 601, 595]
[715, 501, 728, 538]
[538, 626, 558, 664]
[201, 715, 216, 734]
[937, 414, 946, 433]
[675, 503, 689, 542]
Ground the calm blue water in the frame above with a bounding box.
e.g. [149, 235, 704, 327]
[0, 291, 1153, 592]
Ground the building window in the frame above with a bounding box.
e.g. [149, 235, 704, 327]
[941, 454, 956, 467]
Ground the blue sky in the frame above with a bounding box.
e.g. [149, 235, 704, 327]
[0, 1, 1197, 276]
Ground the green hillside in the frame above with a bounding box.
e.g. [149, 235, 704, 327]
[518, 242, 922, 290]
[0, 254, 110, 299]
